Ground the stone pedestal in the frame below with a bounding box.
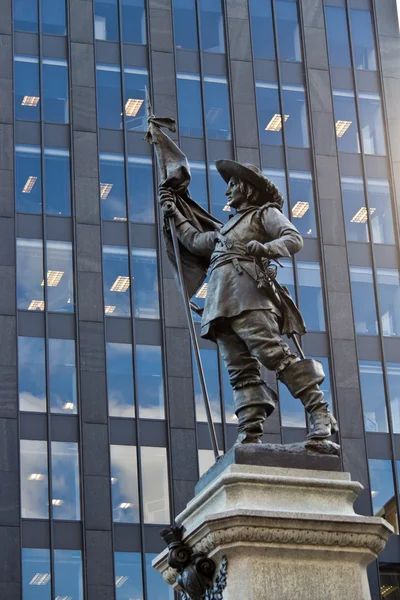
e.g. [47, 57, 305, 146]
[153, 447, 393, 599]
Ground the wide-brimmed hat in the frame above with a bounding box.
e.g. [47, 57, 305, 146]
[215, 159, 284, 207]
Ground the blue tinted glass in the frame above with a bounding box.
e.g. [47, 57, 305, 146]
[16, 144, 42, 213]
[46, 240, 74, 313]
[128, 155, 154, 223]
[341, 176, 369, 242]
[297, 261, 325, 331]
[14, 0, 38, 32]
[42, 0, 66, 35]
[199, 0, 225, 53]
[103, 246, 131, 317]
[358, 92, 386, 156]
[264, 168, 289, 218]
[95, 0, 119, 40]
[132, 248, 160, 319]
[172, 0, 198, 50]
[350, 266, 378, 336]
[193, 348, 221, 423]
[43, 58, 68, 123]
[279, 380, 306, 427]
[122, 0, 146, 44]
[350, 9, 376, 71]
[20, 439, 49, 519]
[277, 258, 296, 301]
[100, 153, 127, 221]
[107, 343, 135, 418]
[110, 445, 139, 523]
[333, 90, 360, 153]
[256, 82, 283, 146]
[97, 64, 123, 129]
[22, 549, 51, 600]
[359, 360, 388, 433]
[369, 459, 395, 516]
[282, 84, 309, 148]
[14, 55, 40, 121]
[249, 0, 275, 59]
[146, 554, 174, 600]
[54, 550, 83, 600]
[189, 161, 208, 210]
[276, 0, 301, 62]
[124, 67, 148, 131]
[325, 6, 351, 68]
[388, 363, 400, 434]
[51, 442, 80, 519]
[368, 178, 395, 245]
[49, 339, 77, 414]
[141, 446, 170, 523]
[114, 552, 143, 600]
[44, 147, 70, 215]
[209, 163, 229, 223]
[136, 345, 164, 418]
[288, 171, 316, 237]
[18, 337, 46, 412]
[204, 75, 231, 140]
[377, 268, 400, 337]
[17, 238, 44, 311]
[177, 73, 204, 137]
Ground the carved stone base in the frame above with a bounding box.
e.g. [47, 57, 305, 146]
[153, 463, 393, 599]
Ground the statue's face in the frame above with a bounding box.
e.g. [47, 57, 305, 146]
[225, 177, 246, 210]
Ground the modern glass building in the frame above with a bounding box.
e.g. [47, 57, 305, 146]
[2, 0, 400, 597]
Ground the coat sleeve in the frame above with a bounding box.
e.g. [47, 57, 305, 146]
[173, 210, 218, 258]
[260, 207, 303, 258]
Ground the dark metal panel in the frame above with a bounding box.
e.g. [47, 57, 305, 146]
[297, 237, 320, 262]
[196, 423, 225, 449]
[122, 44, 148, 67]
[105, 317, 133, 343]
[144, 524, 167, 553]
[45, 216, 73, 241]
[98, 129, 124, 153]
[20, 413, 47, 440]
[134, 319, 162, 345]
[180, 137, 206, 161]
[302, 332, 330, 357]
[113, 524, 142, 552]
[366, 432, 392, 458]
[356, 335, 382, 361]
[109, 418, 137, 446]
[379, 535, 400, 564]
[53, 521, 83, 549]
[364, 155, 390, 179]
[14, 32, 39, 55]
[139, 420, 168, 447]
[43, 124, 71, 148]
[21, 520, 50, 548]
[356, 70, 380, 93]
[102, 221, 129, 246]
[330, 67, 354, 91]
[129, 224, 157, 248]
[16, 214, 43, 239]
[282, 427, 307, 444]
[339, 153, 363, 176]
[347, 242, 373, 266]
[374, 244, 398, 269]
[15, 120, 41, 144]
[287, 148, 312, 171]
[126, 131, 152, 156]
[17, 311, 45, 337]
[261, 145, 285, 168]
[51, 415, 79, 442]
[176, 50, 200, 73]
[383, 337, 400, 363]
[95, 41, 120, 64]
[208, 140, 234, 161]
[48, 314, 76, 340]
[254, 58, 278, 82]
[41, 35, 68, 58]
[202, 53, 227, 76]
[280, 61, 305, 84]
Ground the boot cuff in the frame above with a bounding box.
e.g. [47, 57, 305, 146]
[279, 358, 325, 398]
[234, 383, 277, 416]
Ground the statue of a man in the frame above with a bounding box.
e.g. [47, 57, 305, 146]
[160, 159, 338, 445]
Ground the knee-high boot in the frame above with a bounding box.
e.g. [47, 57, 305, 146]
[234, 383, 277, 445]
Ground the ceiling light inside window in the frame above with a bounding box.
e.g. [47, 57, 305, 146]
[206, 107, 223, 124]
[116, 576, 129, 588]
[118, 502, 134, 509]
[105, 305, 116, 314]
[30, 573, 51, 586]
[196, 283, 208, 299]
[28, 300, 45, 311]
[222, 204, 231, 212]
[335, 120, 352, 138]
[112, 216, 128, 222]
[350, 206, 376, 223]
[292, 201, 309, 219]
[22, 176, 37, 194]
[52, 499, 64, 506]
[41, 270, 64, 287]
[55, 596, 72, 600]
[63, 402, 74, 411]
[100, 183, 113, 200]
[110, 276, 130, 293]
[125, 98, 144, 117]
[265, 114, 289, 132]
[28, 473, 45, 481]
[111, 477, 118, 484]
[307, 229, 312, 235]
[381, 585, 399, 597]
[22, 95, 40, 107]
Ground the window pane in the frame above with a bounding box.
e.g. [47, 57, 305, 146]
[54, 550, 83, 600]
[377, 268, 400, 337]
[19, 337, 46, 412]
[141, 446, 170, 524]
[388, 363, 400, 434]
[276, 0, 301, 62]
[15, 0, 38, 32]
[189, 161, 208, 211]
[100, 153, 127, 221]
[124, 67, 148, 132]
[278, 258, 296, 302]
[111, 445, 139, 523]
[14, 55, 40, 121]
[333, 90, 360, 153]
[198, 449, 214, 477]
[288, 171, 316, 238]
[369, 459, 396, 522]
[256, 81, 283, 147]
[51, 442, 80, 520]
[177, 73, 204, 137]
[350, 9, 376, 71]
[43, 58, 68, 123]
[204, 75, 231, 140]
[297, 261, 325, 331]
[132, 248, 160, 319]
[249, 0, 275, 59]
[172, 0, 198, 51]
[379, 569, 400, 599]
[97, 64, 123, 130]
[128, 155, 154, 223]
[95, 0, 119, 41]
[103, 246, 131, 317]
[46, 241, 74, 312]
[16, 144, 42, 213]
[115, 552, 144, 600]
[17, 238, 44, 311]
[42, 0, 66, 35]
[210, 162, 229, 223]
[282, 84, 309, 148]
[146, 554, 174, 600]
[22, 549, 51, 600]
[264, 168, 289, 219]
[368, 178, 395, 245]
[20, 439, 49, 519]
[194, 348, 222, 423]
[49, 339, 77, 414]
[359, 92, 386, 156]
[350, 266, 378, 335]
[122, 0, 146, 44]
[359, 360, 388, 433]
[44, 147, 70, 215]
[136, 345, 165, 419]
[192, 272, 210, 323]
[199, 0, 225, 53]
[107, 342, 135, 418]
[325, 6, 351, 68]
[222, 362, 236, 424]
[279, 380, 306, 427]
[341, 176, 369, 242]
